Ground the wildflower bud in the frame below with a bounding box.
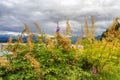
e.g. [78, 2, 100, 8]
[56, 26, 60, 33]
[92, 67, 97, 74]
[50, 59, 54, 63]
[58, 58, 62, 61]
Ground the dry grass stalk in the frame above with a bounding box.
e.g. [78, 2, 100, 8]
[34, 22, 44, 42]
[24, 23, 34, 51]
[12, 49, 17, 57]
[24, 54, 41, 72]
[101, 17, 120, 41]
[75, 37, 81, 49]
[7, 36, 12, 45]
[90, 16, 96, 39]
[27, 36, 34, 51]
[84, 17, 89, 38]
[108, 17, 119, 31]
[16, 36, 23, 43]
[65, 20, 73, 37]
[46, 37, 54, 48]
[62, 37, 71, 50]
[7, 37, 18, 56]
[34, 22, 43, 35]
[0, 57, 10, 68]
[56, 32, 71, 50]
[24, 23, 31, 35]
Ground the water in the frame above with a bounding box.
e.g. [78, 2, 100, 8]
[0, 51, 13, 56]
[0, 43, 15, 56]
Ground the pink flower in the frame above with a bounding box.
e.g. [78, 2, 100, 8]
[92, 67, 97, 74]
[56, 25, 60, 32]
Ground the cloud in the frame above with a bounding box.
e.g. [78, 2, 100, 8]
[0, 0, 120, 35]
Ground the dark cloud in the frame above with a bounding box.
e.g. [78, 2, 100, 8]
[0, 0, 120, 35]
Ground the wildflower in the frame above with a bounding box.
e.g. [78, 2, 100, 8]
[58, 58, 62, 61]
[92, 66, 97, 74]
[50, 58, 54, 63]
[56, 23, 60, 33]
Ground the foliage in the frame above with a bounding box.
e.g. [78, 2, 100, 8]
[0, 17, 120, 80]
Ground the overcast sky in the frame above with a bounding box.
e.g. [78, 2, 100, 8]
[0, 0, 120, 36]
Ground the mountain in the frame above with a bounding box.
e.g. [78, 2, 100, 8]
[0, 30, 102, 43]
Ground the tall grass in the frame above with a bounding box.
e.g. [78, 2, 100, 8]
[0, 17, 120, 80]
